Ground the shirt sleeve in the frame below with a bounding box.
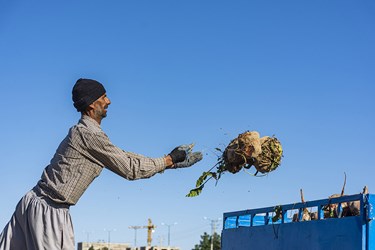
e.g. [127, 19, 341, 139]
[84, 130, 167, 180]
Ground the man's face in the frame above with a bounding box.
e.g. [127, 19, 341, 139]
[92, 93, 111, 119]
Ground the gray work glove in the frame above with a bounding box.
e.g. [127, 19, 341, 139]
[169, 144, 191, 164]
[174, 151, 203, 168]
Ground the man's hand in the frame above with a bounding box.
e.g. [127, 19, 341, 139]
[174, 151, 203, 168]
[168, 144, 191, 164]
[169, 143, 203, 168]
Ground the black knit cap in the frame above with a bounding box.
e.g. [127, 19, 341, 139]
[72, 78, 106, 112]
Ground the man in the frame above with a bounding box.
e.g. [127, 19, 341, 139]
[0, 78, 202, 250]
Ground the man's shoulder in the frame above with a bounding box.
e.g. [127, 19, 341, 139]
[66, 118, 107, 147]
[75, 115, 103, 133]
[65, 118, 102, 142]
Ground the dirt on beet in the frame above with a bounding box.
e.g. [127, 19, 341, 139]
[186, 131, 283, 197]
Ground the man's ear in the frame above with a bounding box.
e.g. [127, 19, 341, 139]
[82, 103, 95, 116]
[87, 103, 96, 110]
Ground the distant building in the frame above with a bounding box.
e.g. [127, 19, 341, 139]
[77, 242, 180, 250]
[127, 247, 180, 250]
[77, 242, 130, 250]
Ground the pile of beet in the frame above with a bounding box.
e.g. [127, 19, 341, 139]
[187, 131, 283, 197]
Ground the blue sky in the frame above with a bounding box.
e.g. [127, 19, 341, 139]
[1, 1, 374, 249]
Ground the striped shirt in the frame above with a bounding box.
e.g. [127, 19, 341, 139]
[34, 115, 166, 205]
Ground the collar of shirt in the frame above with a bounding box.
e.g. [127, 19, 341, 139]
[79, 115, 101, 129]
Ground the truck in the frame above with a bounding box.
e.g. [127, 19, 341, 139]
[221, 193, 374, 249]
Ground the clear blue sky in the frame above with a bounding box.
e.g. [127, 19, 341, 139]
[1, 1, 374, 249]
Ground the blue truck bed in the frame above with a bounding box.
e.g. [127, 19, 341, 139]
[222, 194, 374, 250]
